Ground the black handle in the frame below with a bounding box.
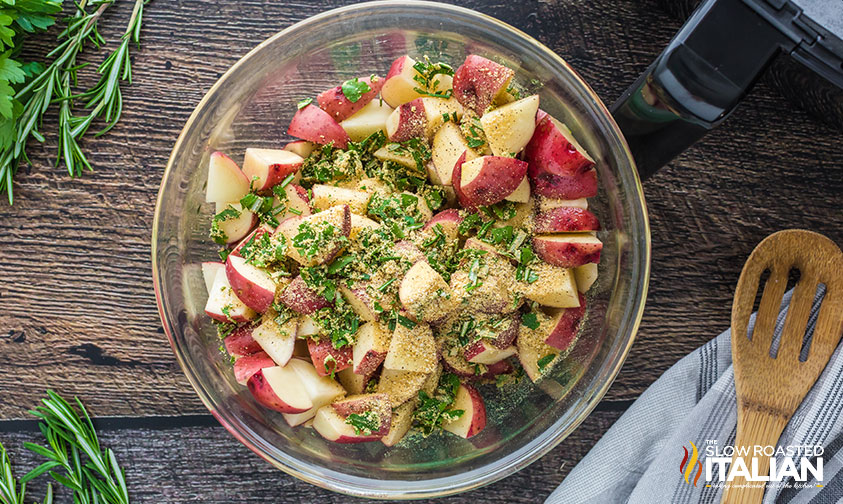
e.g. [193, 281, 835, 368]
[611, 0, 797, 180]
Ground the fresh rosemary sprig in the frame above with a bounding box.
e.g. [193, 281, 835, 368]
[0, 391, 129, 504]
[0, 0, 149, 205]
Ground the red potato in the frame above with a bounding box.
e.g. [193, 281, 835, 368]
[312, 406, 383, 443]
[205, 151, 250, 203]
[458, 156, 528, 207]
[352, 322, 389, 376]
[296, 315, 319, 338]
[349, 213, 380, 241]
[225, 255, 277, 313]
[247, 365, 313, 414]
[381, 401, 415, 447]
[531, 168, 598, 199]
[275, 204, 351, 266]
[272, 183, 312, 221]
[463, 340, 517, 365]
[223, 322, 261, 357]
[373, 144, 419, 170]
[574, 263, 598, 292]
[537, 196, 588, 213]
[384, 323, 437, 374]
[233, 351, 275, 385]
[463, 237, 501, 257]
[377, 368, 429, 406]
[385, 97, 463, 142]
[214, 202, 257, 245]
[545, 293, 586, 351]
[532, 207, 600, 233]
[399, 261, 454, 323]
[242, 148, 303, 193]
[431, 122, 473, 186]
[287, 104, 350, 149]
[307, 338, 353, 377]
[340, 100, 393, 142]
[477, 315, 519, 349]
[251, 315, 298, 367]
[452, 54, 515, 114]
[279, 275, 331, 314]
[284, 140, 317, 158]
[516, 316, 560, 382]
[339, 282, 379, 322]
[394, 240, 426, 264]
[423, 209, 463, 240]
[317, 75, 383, 122]
[201, 261, 224, 293]
[532, 234, 603, 268]
[505, 176, 531, 203]
[525, 112, 594, 177]
[310, 184, 370, 214]
[520, 261, 580, 308]
[230, 225, 273, 257]
[381, 55, 453, 108]
[479, 95, 539, 156]
[331, 393, 392, 436]
[442, 384, 486, 438]
[282, 358, 347, 426]
[441, 344, 513, 379]
[337, 367, 370, 394]
[204, 266, 257, 323]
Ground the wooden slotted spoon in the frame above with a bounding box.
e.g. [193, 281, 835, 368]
[722, 230, 843, 504]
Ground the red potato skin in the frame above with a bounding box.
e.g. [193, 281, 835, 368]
[452, 55, 514, 114]
[354, 348, 387, 376]
[317, 75, 384, 122]
[545, 293, 586, 351]
[525, 113, 594, 177]
[307, 339, 353, 376]
[279, 276, 331, 314]
[424, 209, 463, 235]
[459, 156, 528, 207]
[331, 394, 392, 436]
[225, 258, 275, 313]
[462, 384, 487, 438]
[451, 151, 473, 207]
[385, 55, 411, 80]
[443, 356, 514, 380]
[532, 207, 601, 233]
[247, 369, 310, 413]
[224, 323, 262, 356]
[532, 236, 603, 268]
[387, 98, 427, 141]
[287, 104, 350, 149]
[204, 307, 253, 324]
[233, 351, 275, 385]
[531, 168, 598, 199]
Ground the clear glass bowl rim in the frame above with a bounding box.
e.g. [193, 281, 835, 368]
[151, 0, 651, 499]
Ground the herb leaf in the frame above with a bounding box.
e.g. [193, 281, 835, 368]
[522, 311, 540, 330]
[345, 411, 380, 436]
[297, 97, 313, 109]
[341, 77, 371, 103]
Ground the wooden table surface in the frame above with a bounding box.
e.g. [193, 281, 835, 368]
[1, 0, 841, 502]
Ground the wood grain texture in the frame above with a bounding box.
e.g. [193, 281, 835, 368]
[0, 0, 841, 499]
[0, 409, 623, 502]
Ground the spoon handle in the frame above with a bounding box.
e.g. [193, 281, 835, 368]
[720, 402, 790, 503]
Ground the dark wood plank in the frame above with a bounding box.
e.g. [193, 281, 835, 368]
[0, 409, 623, 502]
[0, 0, 841, 499]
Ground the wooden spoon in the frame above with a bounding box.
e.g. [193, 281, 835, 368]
[722, 230, 843, 503]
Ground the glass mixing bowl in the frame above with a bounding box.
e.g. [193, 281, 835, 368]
[152, 1, 650, 499]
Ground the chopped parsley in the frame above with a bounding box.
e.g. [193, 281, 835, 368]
[521, 311, 540, 330]
[323, 355, 338, 378]
[292, 221, 348, 260]
[297, 97, 313, 109]
[239, 230, 288, 270]
[462, 116, 486, 149]
[312, 300, 360, 349]
[537, 353, 556, 373]
[209, 205, 242, 245]
[413, 373, 464, 437]
[345, 410, 380, 435]
[341, 77, 371, 102]
[411, 56, 454, 99]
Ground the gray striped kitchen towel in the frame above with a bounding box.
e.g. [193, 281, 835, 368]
[547, 286, 843, 504]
